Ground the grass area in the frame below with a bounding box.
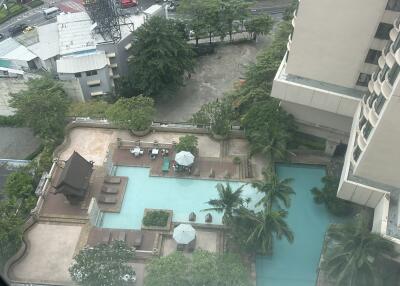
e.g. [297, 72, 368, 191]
[288, 131, 326, 151]
[26, 0, 44, 8]
[142, 210, 169, 227]
[0, 4, 28, 25]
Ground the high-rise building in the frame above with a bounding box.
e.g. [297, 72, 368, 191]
[338, 15, 400, 244]
[271, 0, 400, 154]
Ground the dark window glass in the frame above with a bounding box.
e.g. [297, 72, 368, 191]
[353, 146, 361, 161]
[375, 23, 393, 40]
[365, 49, 381, 64]
[86, 70, 98, 76]
[359, 116, 367, 129]
[74, 72, 81, 78]
[388, 62, 400, 85]
[363, 122, 373, 139]
[369, 92, 378, 108]
[380, 65, 389, 82]
[374, 95, 386, 114]
[356, 73, 371, 87]
[386, 0, 400, 11]
[393, 34, 400, 53]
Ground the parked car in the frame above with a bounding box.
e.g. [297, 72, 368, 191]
[8, 23, 28, 37]
[120, 0, 137, 8]
[23, 26, 35, 33]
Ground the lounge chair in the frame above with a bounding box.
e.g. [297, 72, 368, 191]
[101, 185, 119, 194]
[104, 177, 121, 184]
[162, 157, 170, 172]
[98, 195, 117, 204]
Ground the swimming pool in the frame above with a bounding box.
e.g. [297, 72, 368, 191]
[256, 164, 336, 286]
[101, 166, 262, 229]
[102, 164, 335, 286]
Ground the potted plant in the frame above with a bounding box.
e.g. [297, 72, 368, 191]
[106, 96, 155, 136]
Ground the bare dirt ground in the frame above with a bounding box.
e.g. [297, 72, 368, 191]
[154, 36, 272, 123]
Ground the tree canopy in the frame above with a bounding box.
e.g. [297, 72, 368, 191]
[324, 212, 399, 286]
[144, 250, 251, 286]
[106, 96, 155, 131]
[69, 241, 136, 286]
[129, 17, 195, 97]
[9, 76, 70, 141]
[175, 135, 198, 154]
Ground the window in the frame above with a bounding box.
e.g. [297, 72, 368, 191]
[359, 116, 367, 130]
[74, 72, 81, 78]
[353, 146, 362, 162]
[388, 62, 400, 85]
[86, 70, 98, 76]
[365, 49, 381, 65]
[363, 122, 373, 139]
[356, 73, 371, 87]
[369, 92, 378, 108]
[386, 0, 400, 11]
[380, 64, 389, 82]
[374, 95, 386, 114]
[375, 23, 393, 40]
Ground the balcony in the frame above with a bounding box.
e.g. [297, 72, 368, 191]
[378, 55, 386, 69]
[385, 44, 396, 68]
[374, 95, 386, 115]
[390, 28, 398, 42]
[381, 77, 392, 98]
[369, 106, 379, 126]
[394, 16, 400, 31]
[357, 132, 367, 151]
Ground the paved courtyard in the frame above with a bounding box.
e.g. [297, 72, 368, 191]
[155, 36, 271, 122]
[58, 128, 224, 166]
[11, 223, 82, 284]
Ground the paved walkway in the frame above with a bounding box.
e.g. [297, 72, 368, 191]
[11, 223, 82, 284]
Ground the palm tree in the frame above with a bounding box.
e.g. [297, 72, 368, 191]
[236, 207, 294, 255]
[252, 170, 295, 211]
[324, 212, 398, 286]
[203, 183, 247, 224]
[310, 176, 353, 216]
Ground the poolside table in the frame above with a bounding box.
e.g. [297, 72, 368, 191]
[130, 147, 141, 156]
[152, 148, 159, 155]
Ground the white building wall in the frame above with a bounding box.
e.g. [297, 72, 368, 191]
[372, 195, 390, 234]
[286, 0, 387, 88]
[354, 89, 400, 187]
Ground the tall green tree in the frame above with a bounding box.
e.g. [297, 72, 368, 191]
[4, 171, 36, 217]
[203, 183, 246, 224]
[106, 96, 155, 131]
[144, 250, 251, 286]
[219, 0, 250, 41]
[324, 213, 398, 286]
[310, 176, 354, 216]
[245, 15, 274, 40]
[252, 170, 295, 212]
[9, 76, 70, 141]
[129, 17, 195, 97]
[69, 241, 136, 286]
[234, 208, 294, 255]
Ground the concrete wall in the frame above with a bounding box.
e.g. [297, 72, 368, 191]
[286, 0, 387, 88]
[60, 79, 85, 102]
[372, 195, 389, 234]
[59, 66, 112, 101]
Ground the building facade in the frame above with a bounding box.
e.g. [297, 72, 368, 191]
[271, 0, 400, 153]
[338, 14, 400, 245]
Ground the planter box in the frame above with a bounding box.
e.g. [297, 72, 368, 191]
[130, 128, 151, 137]
[141, 209, 173, 231]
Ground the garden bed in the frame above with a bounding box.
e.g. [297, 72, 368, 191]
[141, 209, 172, 231]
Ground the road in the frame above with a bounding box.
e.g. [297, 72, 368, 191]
[0, 0, 157, 36]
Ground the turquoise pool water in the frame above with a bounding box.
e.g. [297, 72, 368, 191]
[256, 164, 336, 286]
[101, 166, 262, 229]
[102, 164, 335, 286]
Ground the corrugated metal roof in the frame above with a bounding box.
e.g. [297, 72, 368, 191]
[0, 38, 37, 62]
[56, 51, 108, 73]
[27, 23, 60, 60]
[57, 12, 99, 55]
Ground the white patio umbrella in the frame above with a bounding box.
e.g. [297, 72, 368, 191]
[175, 151, 195, 166]
[173, 223, 196, 244]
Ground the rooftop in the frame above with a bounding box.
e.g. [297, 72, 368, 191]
[0, 38, 37, 62]
[56, 51, 108, 73]
[27, 23, 60, 60]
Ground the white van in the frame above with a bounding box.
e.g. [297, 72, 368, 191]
[43, 7, 60, 19]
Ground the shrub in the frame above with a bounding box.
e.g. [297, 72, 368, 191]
[106, 96, 155, 131]
[142, 210, 169, 227]
[175, 135, 198, 154]
[0, 115, 23, 127]
[68, 101, 110, 119]
[233, 156, 241, 165]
